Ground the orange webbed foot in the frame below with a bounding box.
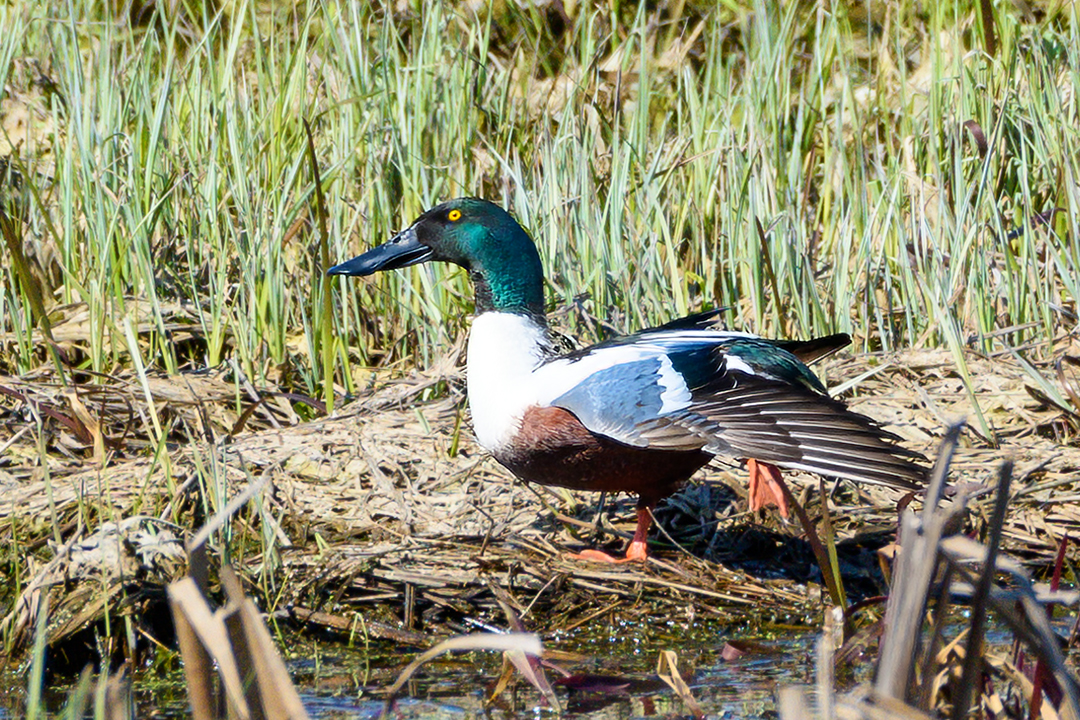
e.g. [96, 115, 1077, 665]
[746, 458, 791, 518]
[568, 541, 648, 564]
[566, 507, 652, 563]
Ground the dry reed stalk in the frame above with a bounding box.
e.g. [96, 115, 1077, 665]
[781, 428, 1080, 720]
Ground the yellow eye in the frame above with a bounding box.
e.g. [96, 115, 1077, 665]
[447, 209, 462, 222]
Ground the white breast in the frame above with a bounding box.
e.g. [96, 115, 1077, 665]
[466, 313, 552, 452]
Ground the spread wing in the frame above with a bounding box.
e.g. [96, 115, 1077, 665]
[535, 329, 925, 489]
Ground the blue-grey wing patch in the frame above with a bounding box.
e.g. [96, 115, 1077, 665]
[548, 357, 691, 447]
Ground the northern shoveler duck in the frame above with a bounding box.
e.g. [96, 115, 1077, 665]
[329, 198, 926, 562]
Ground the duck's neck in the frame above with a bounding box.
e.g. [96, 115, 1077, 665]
[467, 261, 545, 320]
[465, 311, 554, 452]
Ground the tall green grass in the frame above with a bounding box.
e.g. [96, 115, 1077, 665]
[0, 0, 1077, 426]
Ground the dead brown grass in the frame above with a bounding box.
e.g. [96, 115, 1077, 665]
[3, 340, 1080, 660]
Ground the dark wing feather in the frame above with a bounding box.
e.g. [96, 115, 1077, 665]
[645, 308, 729, 332]
[636, 374, 926, 489]
[778, 333, 851, 364]
[556, 310, 734, 362]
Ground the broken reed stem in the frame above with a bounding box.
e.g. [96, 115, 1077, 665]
[874, 422, 963, 701]
[953, 460, 1013, 720]
[817, 607, 839, 720]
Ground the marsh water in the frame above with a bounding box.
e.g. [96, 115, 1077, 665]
[0, 621, 836, 719]
[1, 617, 1037, 719]
[290, 621, 822, 719]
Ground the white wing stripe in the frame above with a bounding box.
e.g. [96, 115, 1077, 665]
[656, 355, 692, 413]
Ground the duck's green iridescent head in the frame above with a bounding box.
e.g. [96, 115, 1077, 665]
[328, 198, 546, 318]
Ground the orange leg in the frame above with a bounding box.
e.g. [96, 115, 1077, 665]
[746, 458, 791, 518]
[569, 507, 652, 563]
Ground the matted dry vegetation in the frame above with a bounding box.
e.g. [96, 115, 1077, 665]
[4, 329, 1080, 665]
